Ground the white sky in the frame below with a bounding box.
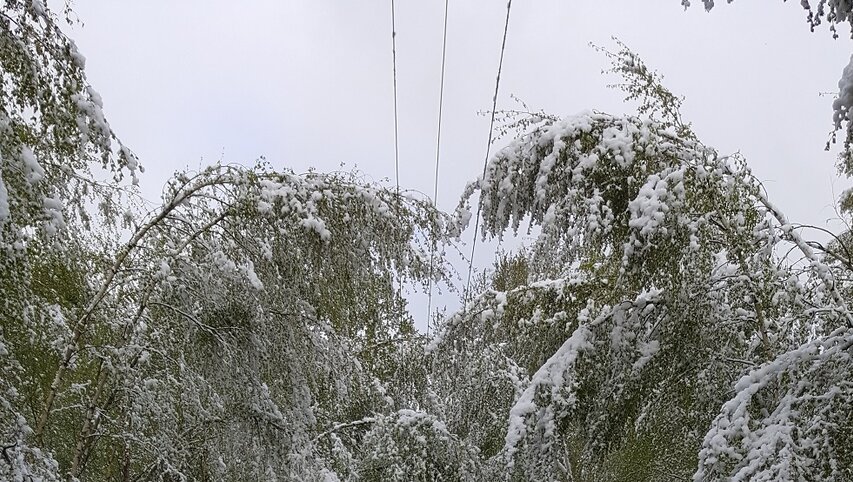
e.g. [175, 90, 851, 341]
[65, 0, 852, 329]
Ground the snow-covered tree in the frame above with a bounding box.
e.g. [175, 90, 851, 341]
[1, 1, 140, 478]
[428, 44, 853, 480]
[1, 3, 465, 480]
[4, 1, 853, 480]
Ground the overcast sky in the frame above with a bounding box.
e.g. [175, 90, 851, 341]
[64, 0, 852, 328]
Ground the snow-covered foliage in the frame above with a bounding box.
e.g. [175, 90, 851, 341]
[356, 409, 482, 480]
[685, 0, 853, 37]
[1, 5, 466, 480]
[436, 112, 790, 478]
[429, 47, 853, 480]
[1, 160, 459, 480]
[1, 2, 139, 480]
[829, 51, 853, 211]
[123, 167, 451, 478]
[4, 1, 853, 480]
[0, 0, 138, 252]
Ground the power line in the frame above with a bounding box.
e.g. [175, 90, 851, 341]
[391, 0, 401, 195]
[426, 0, 450, 336]
[390, 0, 404, 329]
[464, 0, 513, 302]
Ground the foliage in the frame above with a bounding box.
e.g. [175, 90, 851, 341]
[3, 1, 853, 481]
[1, 5, 461, 479]
[431, 42, 853, 480]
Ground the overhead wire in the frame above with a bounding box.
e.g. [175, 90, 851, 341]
[390, 0, 404, 329]
[391, 0, 401, 196]
[464, 0, 513, 303]
[426, 0, 450, 336]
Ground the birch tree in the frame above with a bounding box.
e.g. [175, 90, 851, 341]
[4, 1, 853, 480]
[429, 44, 853, 480]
